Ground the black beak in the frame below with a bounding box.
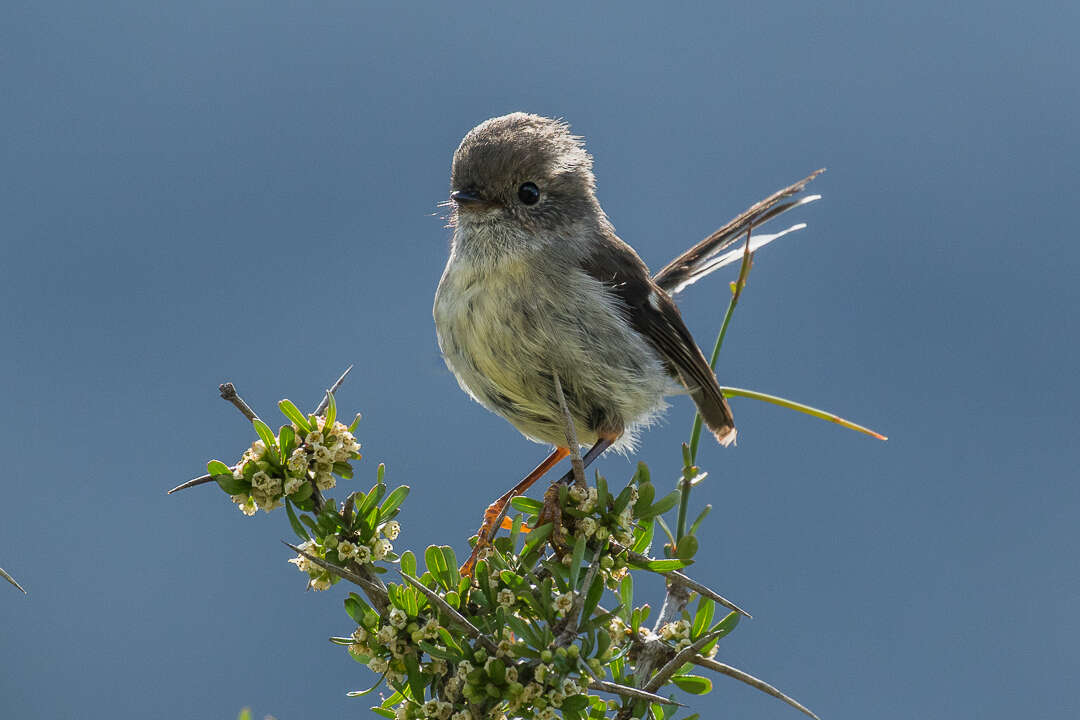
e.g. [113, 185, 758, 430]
[450, 189, 485, 206]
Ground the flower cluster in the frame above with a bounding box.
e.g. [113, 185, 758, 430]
[289, 517, 400, 591]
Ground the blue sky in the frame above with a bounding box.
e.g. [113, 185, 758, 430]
[2, 2, 1077, 719]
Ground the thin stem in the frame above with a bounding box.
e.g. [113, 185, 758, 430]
[692, 656, 820, 720]
[312, 365, 354, 416]
[679, 225, 755, 542]
[552, 369, 586, 489]
[219, 382, 259, 421]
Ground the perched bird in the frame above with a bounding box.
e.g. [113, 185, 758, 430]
[433, 113, 819, 571]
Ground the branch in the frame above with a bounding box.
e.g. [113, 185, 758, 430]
[643, 630, 723, 693]
[692, 656, 820, 720]
[588, 680, 685, 707]
[283, 541, 388, 613]
[219, 382, 259, 421]
[399, 572, 498, 654]
[312, 365, 354, 416]
[612, 542, 751, 618]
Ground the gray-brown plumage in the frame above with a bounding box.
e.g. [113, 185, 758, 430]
[434, 112, 741, 449]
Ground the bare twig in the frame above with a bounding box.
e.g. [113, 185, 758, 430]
[283, 541, 388, 612]
[588, 680, 685, 707]
[312, 365, 354, 416]
[612, 542, 751, 618]
[692, 656, 820, 720]
[219, 382, 259, 421]
[1, 566, 26, 594]
[167, 473, 216, 494]
[552, 370, 585, 489]
[644, 630, 723, 692]
[399, 572, 498, 654]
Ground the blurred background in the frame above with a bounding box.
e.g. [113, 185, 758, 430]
[2, 2, 1077, 718]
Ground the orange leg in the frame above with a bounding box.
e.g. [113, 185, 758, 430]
[461, 447, 570, 577]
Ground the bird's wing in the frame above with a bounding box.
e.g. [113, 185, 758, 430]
[653, 169, 824, 294]
[581, 235, 736, 445]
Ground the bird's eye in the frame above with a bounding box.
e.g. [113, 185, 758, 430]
[517, 182, 540, 205]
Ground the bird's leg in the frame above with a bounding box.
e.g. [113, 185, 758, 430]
[461, 446, 570, 577]
[539, 435, 616, 552]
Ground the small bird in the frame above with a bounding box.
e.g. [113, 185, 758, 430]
[433, 113, 819, 571]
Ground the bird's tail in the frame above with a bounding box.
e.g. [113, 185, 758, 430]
[653, 170, 824, 295]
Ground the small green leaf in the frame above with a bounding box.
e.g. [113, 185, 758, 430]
[278, 399, 311, 433]
[333, 461, 354, 479]
[279, 425, 296, 461]
[418, 641, 459, 660]
[207, 460, 232, 476]
[285, 498, 309, 541]
[252, 418, 277, 452]
[671, 674, 712, 694]
[425, 546, 450, 589]
[289, 480, 313, 503]
[562, 695, 590, 713]
[692, 596, 714, 640]
[569, 535, 587, 587]
[213, 474, 249, 495]
[630, 557, 691, 572]
[699, 610, 741, 654]
[689, 504, 711, 536]
[324, 391, 337, 428]
[632, 519, 655, 554]
[379, 485, 411, 522]
[439, 546, 460, 588]
[634, 481, 655, 515]
[404, 654, 425, 702]
[345, 675, 385, 697]
[400, 550, 417, 578]
[581, 569, 604, 622]
[619, 575, 633, 622]
[675, 534, 698, 561]
[633, 461, 651, 485]
[348, 413, 362, 433]
[344, 593, 372, 624]
[369, 709, 394, 719]
[640, 489, 681, 519]
[510, 496, 544, 515]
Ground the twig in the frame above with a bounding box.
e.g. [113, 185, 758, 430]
[552, 370, 585, 489]
[399, 572, 498, 654]
[612, 542, 751, 618]
[312, 365, 354, 416]
[283, 541, 388, 612]
[167, 473, 216, 494]
[588, 680, 685, 707]
[692, 656, 820, 720]
[555, 544, 604, 646]
[219, 382, 259, 421]
[1, 566, 26, 594]
[643, 630, 723, 692]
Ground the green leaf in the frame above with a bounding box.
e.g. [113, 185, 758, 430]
[520, 522, 554, 560]
[278, 399, 311, 434]
[285, 498, 310, 541]
[289, 480, 313, 502]
[631, 519, 655, 554]
[400, 550, 417, 578]
[692, 596, 714, 640]
[633, 461, 650, 485]
[358, 482, 387, 520]
[418, 641, 459, 660]
[510, 496, 544, 515]
[333, 461, 354, 479]
[630, 557, 691, 572]
[206, 460, 232, 476]
[675, 534, 698, 561]
[279, 425, 296, 461]
[619, 575, 633, 622]
[719, 385, 888, 440]
[348, 413, 362, 433]
[404, 653, 425, 700]
[634, 481, 655, 516]
[324, 391, 337, 428]
[640, 489, 681, 519]
[700, 611, 741, 654]
[252, 418, 277, 452]
[369, 709, 394, 719]
[689, 504, 712, 536]
[379, 485, 411, 522]
[346, 675, 385, 697]
[439, 546, 460, 588]
[612, 485, 635, 515]
[425, 546, 451, 590]
[596, 473, 609, 510]
[213, 474, 249, 495]
[671, 675, 712, 694]
[562, 695, 590, 713]
[569, 535, 587, 588]
[581, 569, 605, 623]
[344, 593, 372, 624]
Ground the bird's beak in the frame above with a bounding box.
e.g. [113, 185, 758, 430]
[450, 189, 487, 207]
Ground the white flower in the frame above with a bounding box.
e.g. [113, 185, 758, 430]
[456, 660, 474, 677]
[547, 690, 565, 708]
[568, 485, 587, 503]
[313, 444, 334, 464]
[373, 538, 393, 561]
[577, 517, 597, 537]
[561, 678, 578, 696]
[382, 520, 401, 540]
[537, 706, 558, 719]
[594, 526, 610, 542]
[287, 449, 309, 474]
[496, 638, 514, 657]
[428, 658, 448, 676]
[377, 625, 396, 644]
[451, 712, 470, 720]
[660, 622, 679, 641]
[305, 431, 323, 446]
[435, 701, 452, 720]
[534, 664, 551, 683]
[236, 496, 257, 516]
[608, 616, 628, 638]
[337, 540, 358, 559]
[251, 470, 272, 491]
[368, 656, 388, 674]
[554, 592, 574, 615]
[288, 555, 311, 573]
[389, 608, 408, 629]
[394, 704, 409, 720]
[352, 626, 368, 643]
[423, 700, 440, 717]
[423, 617, 440, 639]
[522, 682, 542, 701]
[497, 588, 516, 608]
[283, 476, 304, 495]
[315, 471, 336, 491]
[673, 619, 691, 638]
[355, 545, 372, 564]
[249, 439, 266, 459]
[310, 574, 331, 591]
[505, 666, 518, 683]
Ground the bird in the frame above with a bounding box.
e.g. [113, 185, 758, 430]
[433, 113, 820, 573]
